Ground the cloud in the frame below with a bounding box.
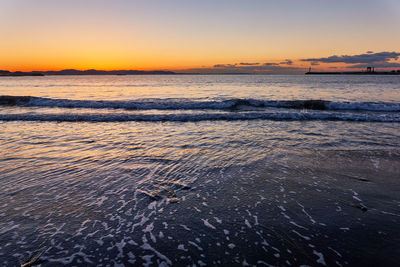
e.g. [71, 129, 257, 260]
[213, 64, 236, 68]
[263, 62, 279, 66]
[179, 51, 400, 74]
[301, 51, 400, 64]
[347, 62, 400, 68]
[280, 59, 293, 65]
[239, 62, 259, 66]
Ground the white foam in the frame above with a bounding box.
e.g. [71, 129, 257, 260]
[214, 217, 222, 224]
[228, 243, 236, 249]
[278, 205, 286, 211]
[177, 244, 188, 251]
[313, 250, 327, 266]
[188, 241, 203, 251]
[201, 219, 216, 230]
[297, 202, 316, 224]
[148, 201, 157, 210]
[245, 219, 252, 228]
[292, 230, 311, 240]
[290, 221, 308, 230]
[198, 260, 207, 266]
[180, 224, 191, 231]
[141, 243, 172, 265]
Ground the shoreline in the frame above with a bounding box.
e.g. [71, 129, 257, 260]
[2, 148, 399, 266]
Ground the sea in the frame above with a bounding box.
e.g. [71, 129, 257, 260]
[0, 74, 399, 266]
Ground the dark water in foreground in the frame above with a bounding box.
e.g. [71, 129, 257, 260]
[0, 75, 399, 266]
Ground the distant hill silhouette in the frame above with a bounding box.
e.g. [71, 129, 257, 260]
[0, 69, 176, 76]
[0, 70, 44, 76]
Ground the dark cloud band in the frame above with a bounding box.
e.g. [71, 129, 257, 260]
[301, 51, 400, 64]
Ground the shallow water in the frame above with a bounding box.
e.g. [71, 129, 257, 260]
[0, 75, 399, 266]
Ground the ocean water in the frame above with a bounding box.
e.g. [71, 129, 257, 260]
[0, 75, 399, 266]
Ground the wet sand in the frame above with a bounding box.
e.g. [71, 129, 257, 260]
[6, 149, 397, 266]
[143, 149, 400, 266]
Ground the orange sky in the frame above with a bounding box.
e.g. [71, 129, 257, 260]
[1, 0, 400, 72]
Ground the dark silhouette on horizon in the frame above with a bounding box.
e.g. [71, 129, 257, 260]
[0, 69, 176, 77]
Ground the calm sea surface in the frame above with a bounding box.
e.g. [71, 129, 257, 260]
[1, 75, 399, 266]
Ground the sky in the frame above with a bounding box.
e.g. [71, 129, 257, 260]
[1, 0, 400, 73]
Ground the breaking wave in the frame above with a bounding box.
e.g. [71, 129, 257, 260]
[1, 95, 400, 112]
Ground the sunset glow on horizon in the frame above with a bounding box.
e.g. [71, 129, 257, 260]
[1, 0, 400, 73]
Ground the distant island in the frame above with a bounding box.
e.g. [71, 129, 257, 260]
[0, 70, 45, 77]
[306, 66, 400, 75]
[0, 69, 176, 77]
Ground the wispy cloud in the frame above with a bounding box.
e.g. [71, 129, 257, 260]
[239, 62, 260, 66]
[347, 62, 400, 68]
[280, 59, 293, 65]
[213, 64, 236, 68]
[263, 62, 279, 66]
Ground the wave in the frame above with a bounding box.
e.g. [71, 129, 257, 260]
[0, 112, 398, 123]
[1, 95, 400, 112]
